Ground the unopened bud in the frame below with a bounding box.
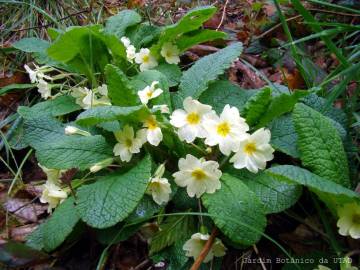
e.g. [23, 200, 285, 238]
[65, 126, 91, 136]
[90, 158, 114, 173]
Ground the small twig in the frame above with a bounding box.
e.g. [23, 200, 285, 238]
[256, 15, 302, 39]
[133, 259, 150, 270]
[253, 245, 267, 270]
[190, 227, 218, 270]
[216, 0, 229, 30]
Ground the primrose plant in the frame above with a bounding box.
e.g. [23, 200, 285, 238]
[11, 5, 360, 267]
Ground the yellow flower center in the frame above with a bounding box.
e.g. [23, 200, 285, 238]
[125, 139, 133, 147]
[166, 51, 172, 58]
[244, 142, 257, 155]
[186, 112, 200, 125]
[216, 122, 230, 137]
[146, 90, 153, 97]
[191, 168, 207, 180]
[142, 54, 150, 63]
[352, 214, 360, 224]
[146, 117, 158, 130]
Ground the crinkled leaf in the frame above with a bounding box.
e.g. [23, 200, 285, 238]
[76, 105, 149, 126]
[35, 135, 113, 170]
[178, 42, 243, 100]
[176, 29, 227, 52]
[12, 37, 50, 53]
[105, 10, 142, 39]
[256, 90, 309, 127]
[155, 64, 182, 87]
[301, 93, 347, 128]
[266, 165, 359, 204]
[199, 80, 257, 113]
[225, 167, 302, 214]
[202, 174, 267, 246]
[243, 87, 272, 126]
[268, 114, 300, 158]
[26, 223, 46, 251]
[18, 95, 81, 118]
[127, 24, 161, 48]
[105, 64, 138, 106]
[43, 197, 80, 252]
[76, 156, 152, 228]
[151, 240, 189, 270]
[150, 215, 195, 255]
[22, 116, 65, 148]
[293, 103, 350, 187]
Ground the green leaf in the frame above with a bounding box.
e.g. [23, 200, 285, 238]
[76, 105, 148, 126]
[105, 64, 138, 106]
[178, 42, 243, 100]
[243, 87, 272, 126]
[268, 114, 300, 158]
[199, 80, 257, 113]
[18, 95, 81, 118]
[225, 167, 302, 214]
[22, 117, 65, 148]
[292, 103, 350, 187]
[0, 241, 49, 267]
[0, 83, 34, 96]
[150, 215, 195, 255]
[156, 6, 217, 46]
[126, 196, 161, 224]
[151, 240, 189, 270]
[202, 174, 267, 246]
[127, 24, 161, 49]
[155, 64, 182, 87]
[176, 29, 227, 52]
[105, 10, 142, 39]
[12, 37, 50, 53]
[256, 90, 309, 127]
[35, 135, 113, 170]
[76, 156, 152, 228]
[301, 93, 347, 128]
[47, 26, 111, 81]
[266, 165, 359, 203]
[43, 197, 80, 252]
[26, 223, 46, 251]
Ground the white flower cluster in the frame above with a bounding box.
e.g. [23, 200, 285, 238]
[170, 97, 275, 173]
[24, 64, 54, 99]
[121, 37, 180, 71]
[38, 164, 68, 213]
[71, 84, 111, 110]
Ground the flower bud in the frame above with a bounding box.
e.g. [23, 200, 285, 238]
[65, 126, 91, 136]
[90, 158, 113, 173]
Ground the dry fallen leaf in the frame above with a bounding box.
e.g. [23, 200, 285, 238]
[4, 198, 47, 223]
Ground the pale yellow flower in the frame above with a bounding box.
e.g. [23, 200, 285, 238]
[172, 154, 221, 198]
[135, 48, 158, 71]
[203, 105, 249, 156]
[183, 233, 226, 263]
[337, 203, 360, 239]
[160, 42, 180, 64]
[230, 128, 274, 173]
[170, 97, 212, 143]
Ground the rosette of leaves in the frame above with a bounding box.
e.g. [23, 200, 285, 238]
[9, 5, 359, 269]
